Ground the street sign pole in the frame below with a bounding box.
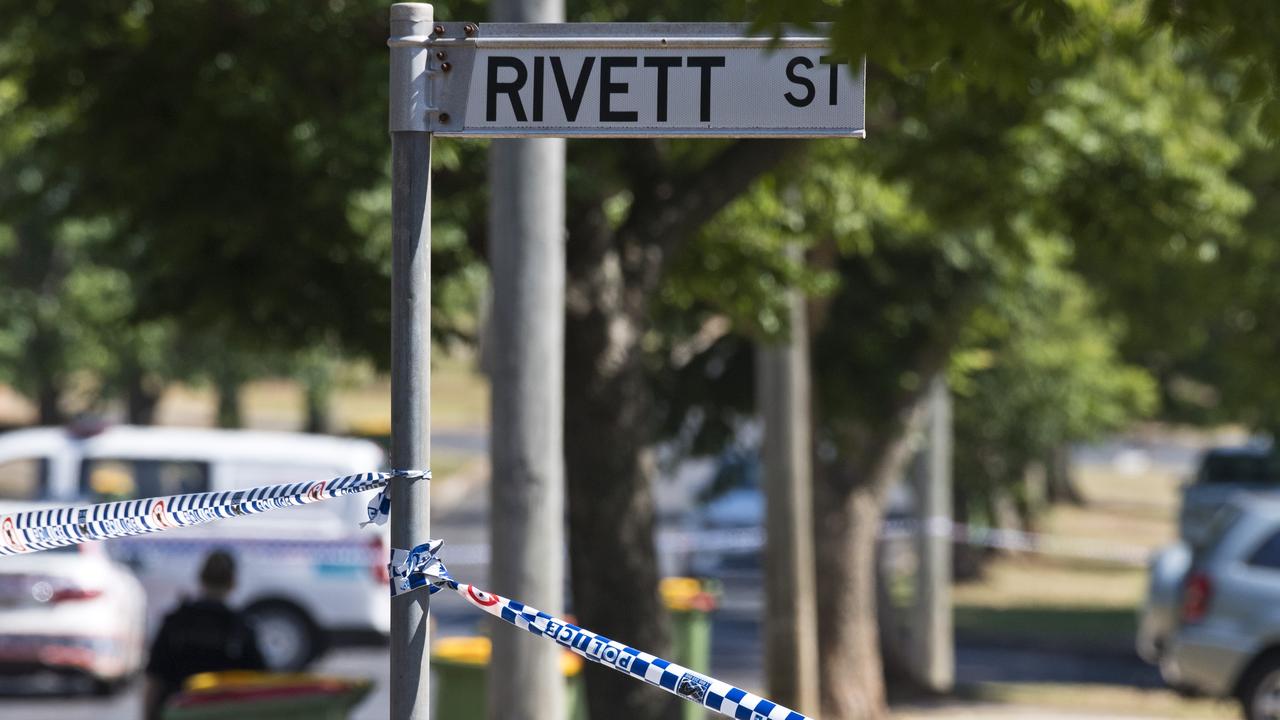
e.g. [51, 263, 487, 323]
[389, 4, 434, 719]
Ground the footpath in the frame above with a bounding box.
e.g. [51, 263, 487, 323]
[896, 703, 1169, 720]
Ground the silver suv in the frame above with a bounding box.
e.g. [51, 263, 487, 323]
[1180, 444, 1277, 546]
[1138, 444, 1278, 666]
[1162, 495, 1280, 719]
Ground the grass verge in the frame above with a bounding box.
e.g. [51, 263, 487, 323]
[974, 682, 1236, 718]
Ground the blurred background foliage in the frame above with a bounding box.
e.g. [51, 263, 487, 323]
[0, 0, 1274, 543]
[2, 0, 1274, 501]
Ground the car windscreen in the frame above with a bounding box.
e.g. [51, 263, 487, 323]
[78, 458, 210, 502]
[1197, 451, 1280, 485]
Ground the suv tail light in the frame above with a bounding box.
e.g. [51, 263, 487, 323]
[369, 534, 390, 586]
[1182, 571, 1213, 623]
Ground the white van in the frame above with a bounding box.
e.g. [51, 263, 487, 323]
[0, 424, 390, 670]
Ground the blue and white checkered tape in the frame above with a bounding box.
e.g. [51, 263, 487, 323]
[389, 538, 450, 596]
[0, 470, 428, 556]
[363, 488, 393, 527]
[360, 467, 427, 528]
[390, 539, 812, 720]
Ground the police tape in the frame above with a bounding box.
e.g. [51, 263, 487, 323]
[391, 540, 811, 720]
[0, 470, 427, 557]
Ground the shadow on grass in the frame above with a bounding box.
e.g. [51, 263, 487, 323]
[954, 604, 1138, 655]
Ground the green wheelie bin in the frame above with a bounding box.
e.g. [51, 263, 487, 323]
[660, 577, 720, 720]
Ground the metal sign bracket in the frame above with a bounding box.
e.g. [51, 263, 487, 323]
[389, 21, 480, 132]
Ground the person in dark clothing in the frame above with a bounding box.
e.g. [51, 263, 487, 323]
[143, 550, 265, 720]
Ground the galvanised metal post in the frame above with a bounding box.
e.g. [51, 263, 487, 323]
[389, 3, 434, 718]
[757, 243, 820, 714]
[486, 0, 568, 715]
[913, 375, 954, 692]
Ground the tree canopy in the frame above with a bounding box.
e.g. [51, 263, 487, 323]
[0, 0, 487, 363]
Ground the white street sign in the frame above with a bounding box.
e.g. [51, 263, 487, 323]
[391, 23, 865, 138]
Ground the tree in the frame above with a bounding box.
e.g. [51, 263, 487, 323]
[553, 8, 817, 720]
[0, 0, 487, 419]
[949, 236, 1158, 528]
[1055, 69, 1280, 437]
[568, 3, 1235, 716]
[0, 0, 486, 360]
[807, 32, 1248, 716]
[0, 60, 80, 423]
[654, 10, 1250, 716]
[563, 136, 805, 717]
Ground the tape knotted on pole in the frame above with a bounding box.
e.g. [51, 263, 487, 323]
[390, 539, 812, 720]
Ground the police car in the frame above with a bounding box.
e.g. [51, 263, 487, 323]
[0, 424, 390, 670]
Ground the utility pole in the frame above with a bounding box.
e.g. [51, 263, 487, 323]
[487, 0, 567, 716]
[389, 4, 433, 718]
[756, 250, 820, 714]
[912, 374, 954, 692]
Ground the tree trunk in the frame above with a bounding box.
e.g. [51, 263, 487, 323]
[1015, 460, 1046, 530]
[36, 376, 62, 426]
[31, 325, 64, 426]
[560, 138, 803, 720]
[984, 483, 1021, 532]
[564, 232, 675, 720]
[14, 224, 67, 427]
[124, 361, 162, 425]
[815, 476, 890, 720]
[814, 392, 933, 719]
[304, 377, 330, 434]
[1045, 444, 1084, 505]
[216, 376, 242, 429]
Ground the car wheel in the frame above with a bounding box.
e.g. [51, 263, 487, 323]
[245, 601, 322, 671]
[1241, 655, 1280, 720]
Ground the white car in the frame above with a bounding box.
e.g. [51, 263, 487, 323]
[0, 539, 146, 694]
[0, 424, 390, 670]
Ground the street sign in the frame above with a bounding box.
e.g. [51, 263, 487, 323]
[390, 23, 864, 138]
